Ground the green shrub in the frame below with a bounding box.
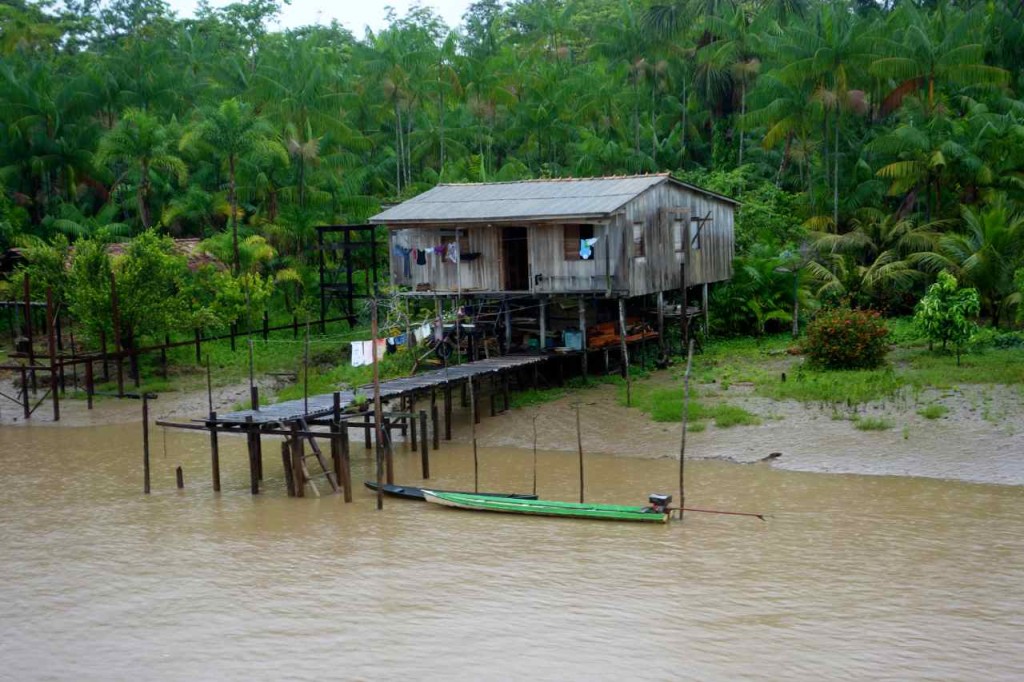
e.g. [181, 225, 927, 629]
[918, 404, 949, 419]
[802, 308, 890, 370]
[854, 417, 894, 431]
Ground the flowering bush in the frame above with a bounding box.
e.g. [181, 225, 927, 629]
[803, 308, 890, 369]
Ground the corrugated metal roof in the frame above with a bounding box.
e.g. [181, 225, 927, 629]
[370, 174, 682, 224]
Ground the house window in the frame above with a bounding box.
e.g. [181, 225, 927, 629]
[632, 221, 645, 258]
[673, 218, 685, 252]
[689, 217, 705, 250]
[564, 224, 595, 261]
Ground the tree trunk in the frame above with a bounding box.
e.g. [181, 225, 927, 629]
[139, 160, 151, 229]
[833, 108, 840, 230]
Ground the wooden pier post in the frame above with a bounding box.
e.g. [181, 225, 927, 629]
[175, 466, 184, 489]
[431, 403, 440, 450]
[245, 415, 259, 495]
[282, 441, 295, 497]
[332, 392, 352, 502]
[619, 297, 632, 407]
[444, 384, 452, 441]
[290, 431, 305, 498]
[207, 411, 220, 492]
[142, 394, 151, 494]
[409, 396, 417, 448]
[419, 409, 430, 479]
[20, 365, 29, 419]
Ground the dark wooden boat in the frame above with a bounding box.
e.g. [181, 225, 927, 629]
[363, 481, 537, 501]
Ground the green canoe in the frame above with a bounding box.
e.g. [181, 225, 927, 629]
[422, 490, 670, 523]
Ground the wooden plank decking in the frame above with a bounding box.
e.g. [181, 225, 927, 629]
[217, 353, 561, 425]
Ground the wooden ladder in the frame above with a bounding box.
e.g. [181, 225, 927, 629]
[295, 417, 341, 494]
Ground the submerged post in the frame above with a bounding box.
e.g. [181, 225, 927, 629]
[209, 410, 221, 492]
[175, 466, 184, 490]
[680, 339, 695, 520]
[419, 409, 430, 479]
[142, 394, 151, 494]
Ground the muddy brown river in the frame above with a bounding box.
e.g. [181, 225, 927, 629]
[2, 414, 1023, 680]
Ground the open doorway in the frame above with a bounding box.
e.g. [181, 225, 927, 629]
[501, 227, 529, 291]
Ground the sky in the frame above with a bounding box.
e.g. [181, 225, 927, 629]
[165, 0, 475, 35]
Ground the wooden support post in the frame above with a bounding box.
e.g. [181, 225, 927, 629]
[419, 409, 430, 479]
[657, 291, 666, 354]
[23, 273, 36, 392]
[383, 415, 394, 485]
[46, 288, 59, 422]
[444, 384, 453, 441]
[290, 431, 305, 498]
[85, 360, 94, 410]
[539, 297, 547, 353]
[331, 392, 347, 500]
[20, 365, 29, 419]
[142, 395, 151, 494]
[208, 411, 220, 492]
[254, 428, 263, 482]
[282, 441, 295, 497]
[175, 466, 184, 489]
[619, 298, 632, 406]
[579, 295, 588, 379]
[245, 416, 259, 495]
[250, 385, 259, 411]
[340, 426, 352, 502]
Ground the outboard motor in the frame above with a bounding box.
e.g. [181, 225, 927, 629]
[648, 493, 672, 514]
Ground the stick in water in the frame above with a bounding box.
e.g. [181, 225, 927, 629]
[576, 401, 584, 503]
[679, 339, 695, 520]
[532, 413, 539, 497]
[469, 378, 478, 493]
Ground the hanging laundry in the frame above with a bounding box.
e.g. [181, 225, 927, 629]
[580, 237, 599, 260]
[416, 248, 427, 265]
[350, 340, 370, 367]
[374, 338, 387, 359]
[433, 245, 446, 255]
[446, 241, 460, 263]
[414, 323, 432, 343]
[386, 338, 397, 354]
[394, 333, 407, 346]
[392, 245, 412, 277]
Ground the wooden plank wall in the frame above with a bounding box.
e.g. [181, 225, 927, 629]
[390, 225, 500, 292]
[385, 183, 734, 297]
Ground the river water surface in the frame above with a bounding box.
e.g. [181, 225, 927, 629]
[1, 419, 1023, 681]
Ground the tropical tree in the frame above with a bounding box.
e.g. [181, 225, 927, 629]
[96, 108, 187, 229]
[180, 98, 284, 272]
[914, 270, 980, 365]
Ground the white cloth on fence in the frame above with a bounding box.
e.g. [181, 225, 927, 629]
[351, 339, 387, 367]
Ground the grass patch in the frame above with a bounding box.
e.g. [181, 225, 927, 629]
[917, 404, 949, 420]
[853, 417, 895, 431]
[623, 381, 760, 428]
[509, 376, 621, 410]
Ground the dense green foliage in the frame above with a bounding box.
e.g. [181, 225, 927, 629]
[2, 0, 1024, 339]
[803, 307, 890, 369]
[914, 270, 981, 364]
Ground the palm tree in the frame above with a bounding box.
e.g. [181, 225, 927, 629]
[180, 98, 283, 273]
[871, 2, 1009, 116]
[96, 108, 187, 230]
[922, 199, 1024, 326]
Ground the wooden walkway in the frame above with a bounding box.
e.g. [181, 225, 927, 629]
[218, 353, 560, 425]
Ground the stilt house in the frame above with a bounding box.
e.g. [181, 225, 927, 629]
[369, 174, 737, 352]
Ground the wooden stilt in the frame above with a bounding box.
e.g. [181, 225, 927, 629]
[290, 430, 305, 498]
[444, 384, 452, 441]
[419, 409, 430, 479]
[282, 441, 295, 497]
[245, 416, 259, 495]
[409, 395, 417, 449]
[142, 394, 151, 494]
[619, 298, 631, 406]
[175, 466, 184, 489]
[340, 426, 352, 502]
[209, 411, 221, 492]
[431, 403, 440, 450]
